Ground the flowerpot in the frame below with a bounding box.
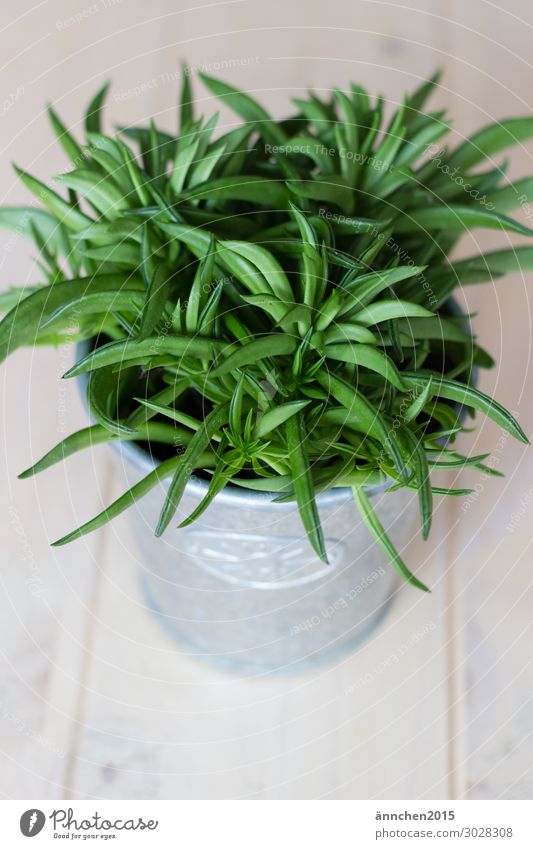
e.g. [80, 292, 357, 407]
[74, 296, 474, 672]
[110, 437, 419, 673]
[76, 344, 420, 673]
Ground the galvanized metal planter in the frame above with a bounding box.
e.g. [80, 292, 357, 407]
[112, 438, 419, 672]
[77, 342, 421, 673]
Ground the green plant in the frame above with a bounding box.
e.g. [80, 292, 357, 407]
[1, 68, 531, 591]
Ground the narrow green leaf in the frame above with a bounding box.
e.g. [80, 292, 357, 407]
[405, 69, 442, 114]
[352, 300, 434, 325]
[286, 412, 328, 563]
[20, 425, 116, 477]
[185, 235, 216, 333]
[0, 286, 43, 316]
[19, 422, 189, 479]
[78, 242, 139, 264]
[179, 62, 194, 129]
[55, 170, 126, 218]
[178, 437, 237, 528]
[403, 373, 529, 444]
[157, 220, 214, 259]
[155, 403, 229, 537]
[220, 240, 293, 301]
[170, 130, 200, 194]
[199, 73, 286, 146]
[400, 425, 432, 539]
[485, 176, 533, 212]
[40, 290, 144, 330]
[85, 81, 111, 137]
[126, 379, 190, 428]
[287, 176, 354, 211]
[450, 247, 533, 284]
[52, 454, 182, 546]
[341, 265, 428, 311]
[134, 399, 213, 435]
[396, 117, 449, 169]
[197, 279, 222, 335]
[210, 335, 297, 377]
[0, 207, 66, 254]
[323, 322, 377, 346]
[289, 202, 324, 307]
[0, 274, 136, 363]
[316, 371, 408, 480]
[281, 135, 335, 173]
[255, 400, 310, 438]
[396, 316, 471, 344]
[63, 334, 224, 377]
[47, 104, 84, 164]
[229, 474, 293, 493]
[404, 377, 433, 423]
[13, 166, 92, 232]
[429, 450, 492, 469]
[277, 303, 312, 329]
[229, 372, 245, 435]
[179, 175, 288, 208]
[363, 109, 406, 190]
[188, 138, 228, 187]
[138, 265, 173, 339]
[448, 117, 533, 171]
[325, 343, 407, 391]
[396, 205, 533, 237]
[87, 367, 134, 435]
[353, 486, 429, 591]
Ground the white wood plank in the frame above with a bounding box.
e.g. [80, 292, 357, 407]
[0, 347, 114, 798]
[0, 0, 120, 799]
[443, 0, 533, 799]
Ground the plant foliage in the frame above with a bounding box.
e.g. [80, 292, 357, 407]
[1, 68, 530, 590]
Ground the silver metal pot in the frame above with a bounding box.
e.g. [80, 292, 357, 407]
[111, 438, 418, 673]
[76, 292, 473, 671]
[77, 343, 423, 673]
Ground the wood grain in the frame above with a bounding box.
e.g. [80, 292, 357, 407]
[1, 0, 532, 800]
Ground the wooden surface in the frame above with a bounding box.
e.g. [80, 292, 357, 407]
[1, 0, 532, 799]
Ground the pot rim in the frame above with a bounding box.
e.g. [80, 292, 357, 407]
[75, 359, 386, 508]
[75, 295, 472, 510]
[113, 433, 385, 509]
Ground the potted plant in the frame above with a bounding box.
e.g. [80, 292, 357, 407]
[0, 69, 530, 670]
